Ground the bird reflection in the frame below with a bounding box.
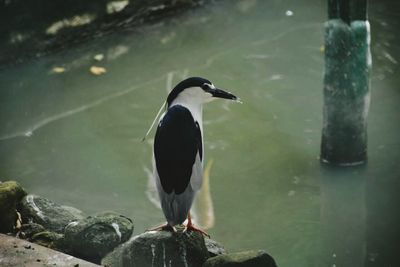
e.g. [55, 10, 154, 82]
[191, 159, 215, 230]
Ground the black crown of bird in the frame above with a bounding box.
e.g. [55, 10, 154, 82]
[143, 76, 240, 236]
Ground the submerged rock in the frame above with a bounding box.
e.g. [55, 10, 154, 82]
[0, 181, 27, 233]
[203, 250, 278, 267]
[18, 194, 85, 233]
[205, 238, 226, 257]
[64, 211, 134, 263]
[102, 230, 209, 267]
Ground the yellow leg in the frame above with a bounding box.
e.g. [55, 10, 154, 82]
[186, 212, 210, 238]
[146, 222, 175, 232]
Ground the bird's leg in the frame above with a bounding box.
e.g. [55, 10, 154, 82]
[185, 212, 210, 238]
[146, 223, 176, 232]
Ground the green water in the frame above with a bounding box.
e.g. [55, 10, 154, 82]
[1, 0, 399, 266]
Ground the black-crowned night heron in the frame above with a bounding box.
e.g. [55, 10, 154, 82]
[149, 77, 238, 235]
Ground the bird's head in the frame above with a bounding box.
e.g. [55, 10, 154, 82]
[141, 77, 239, 141]
[167, 77, 239, 107]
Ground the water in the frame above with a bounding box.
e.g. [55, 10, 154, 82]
[0, 0, 399, 266]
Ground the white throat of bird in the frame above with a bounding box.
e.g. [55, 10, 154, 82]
[169, 86, 213, 130]
[142, 85, 217, 142]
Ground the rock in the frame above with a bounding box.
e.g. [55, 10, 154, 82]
[60, 205, 86, 219]
[0, 181, 27, 233]
[102, 230, 209, 267]
[18, 223, 46, 239]
[64, 211, 134, 263]
[30, 231, 65, 250]
[202, 250, 278, 267]
[18, 194, 85, 233]
[205, 238, 226, 257]
[0, 233, 99, 266]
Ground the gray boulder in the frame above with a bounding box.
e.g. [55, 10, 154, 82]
[18, 194, 85, 233]
[205, 238, 226, 257]
[30, 231, 65, 250]
[102, 230, 209, 267]
[18, 223, 46, 239]
[202, 250, 277, 267]
[64, 212, 133, 263]
[0, 181, 27, 233]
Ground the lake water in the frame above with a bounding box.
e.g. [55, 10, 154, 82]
[0, 0, 399, 266]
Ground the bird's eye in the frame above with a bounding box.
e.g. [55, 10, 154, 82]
[201, 83, 211, 91]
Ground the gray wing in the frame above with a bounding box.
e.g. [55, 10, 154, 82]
[190, 152, 204, 191]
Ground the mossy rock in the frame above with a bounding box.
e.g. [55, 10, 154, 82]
[18, 194, 85, 233]
[0, 181, 27, 233]
[31, 231, 65, 250]
[102, 230, 209, 267]
[64, 211, 134, 263]
[18, 223, 46, 239]
[202, 250, 278, 267]
[205, 238, 226, 257]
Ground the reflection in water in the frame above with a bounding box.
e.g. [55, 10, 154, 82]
[319, 166, 366, 266]
[145, 164, 161, 210]
[192, 159, 215, 230]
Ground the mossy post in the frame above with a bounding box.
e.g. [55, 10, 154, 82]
[321, 0, 371, 165]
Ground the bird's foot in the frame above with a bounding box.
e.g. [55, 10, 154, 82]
[146, 223, 176, 232]
[185, 222, 210, 238]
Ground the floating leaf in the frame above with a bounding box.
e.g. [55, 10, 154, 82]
[285, 10, 294, 16]
[107, 0, 129, 14]
[90, 66, 107, 75]
[94, 54, 104, 61]
[52, 67, 66, 73]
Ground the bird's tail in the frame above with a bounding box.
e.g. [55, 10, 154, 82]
[161, 188, 195, 226]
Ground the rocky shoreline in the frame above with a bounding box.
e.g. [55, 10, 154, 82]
[0, 180, 277, 266]
[0, 0, 210, 68]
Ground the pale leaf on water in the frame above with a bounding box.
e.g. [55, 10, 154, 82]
[90, 66, 107, 75]
[94, 54, 104, 61]
[51, 67, 66, 74]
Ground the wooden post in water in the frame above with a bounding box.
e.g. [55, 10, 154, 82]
[321, 0, 371, 165]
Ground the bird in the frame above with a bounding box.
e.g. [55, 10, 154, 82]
[149, 76, 239, 235]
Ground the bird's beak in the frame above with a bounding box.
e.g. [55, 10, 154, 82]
[210, 88, 239, 101]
